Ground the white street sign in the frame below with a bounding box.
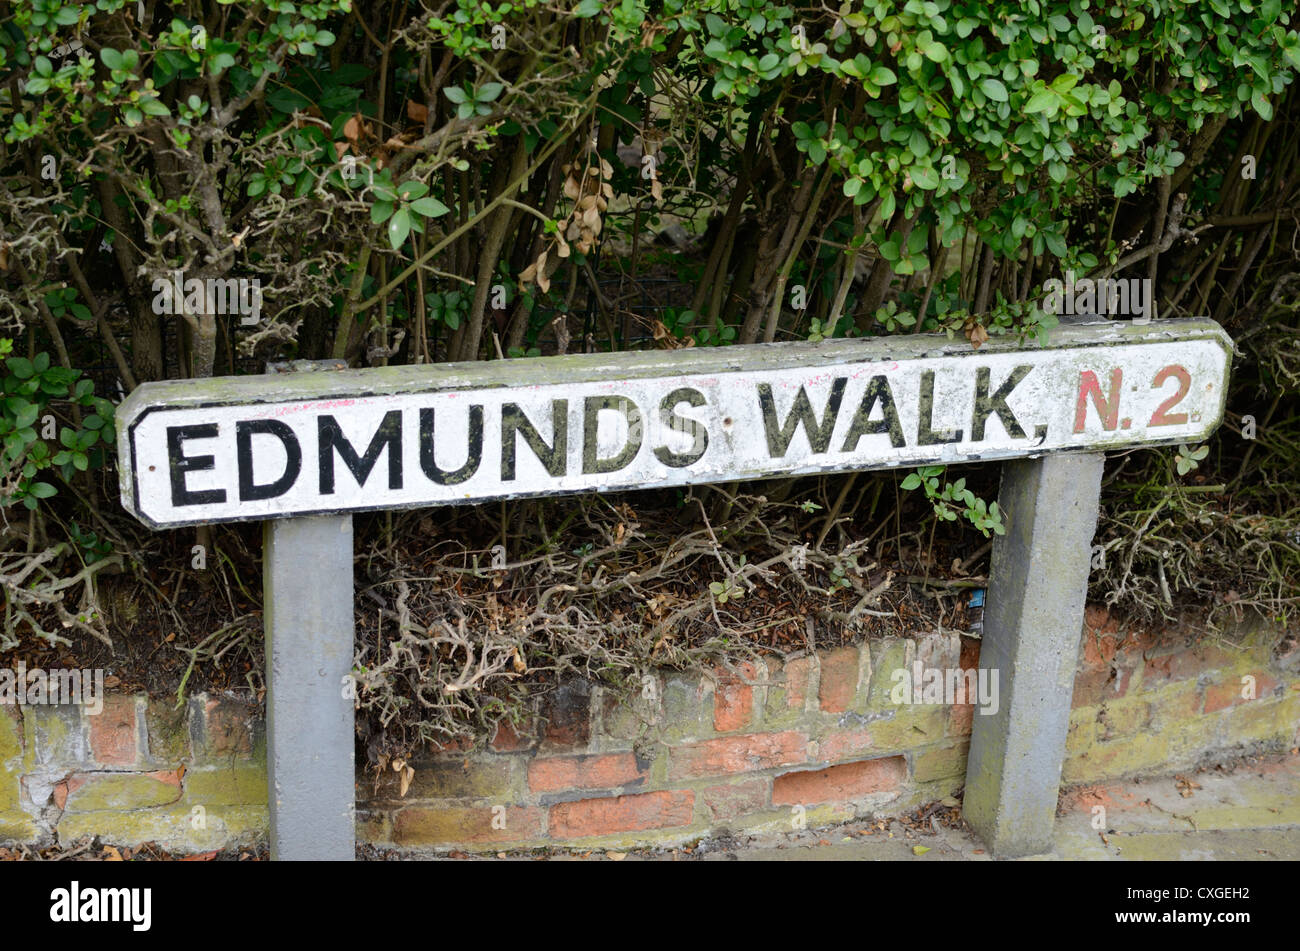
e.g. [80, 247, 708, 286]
[116, 319, 1231, 528]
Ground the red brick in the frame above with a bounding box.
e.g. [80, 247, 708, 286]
[667, 731, 807, 779]
[490, 718, 537, 753]
[700, 778, 770, 820]
[528, 752, 644, 792]
[1071, 665, 1133, 708]
[713, 663, 756, 732]
[89, 694, 138, 766]
[203, 698, 254, 757]
[1083, 605, 1120, 640]
[773, 755, 907, 805]
[539, 680, 591, 752]
[819, 727, 874, 762]
[818, 647, 860, 713]
[1144, 644, 1236, 685]
[393, 805, 544, 846]
[948, 703, 974, 737]
[1205, 673, 1278, 713]
[1081, 630, 1119, 671]
[1122, 626, 1164, 655]
[549, 790, 694, 838]
[52, 776, 86, 810]
[784, 655, 814, 710]
[950, 639, 979, 735]
[427, 736, 474, 755]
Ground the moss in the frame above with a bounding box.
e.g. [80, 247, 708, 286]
[65, 772, 183, 812]
[184, 764, 268, 806]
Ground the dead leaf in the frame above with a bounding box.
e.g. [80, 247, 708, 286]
[399, 764, 414, 798]
[912, 845, 930, 855]
[406, 100, 429, 124]
[343, 114, 366, 147]
[103, 846, 123, 861]
[180, 849, 219, 861]
[606, 851, 627, 861]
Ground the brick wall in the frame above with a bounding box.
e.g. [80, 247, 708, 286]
[2, 611, 1297, 852]
[0, 693, 266, 850]
[1065, 608, 1300, 782]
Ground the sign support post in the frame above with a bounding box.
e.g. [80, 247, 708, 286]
[263, 361, 355, 861]
[963, 451, 1105, 857]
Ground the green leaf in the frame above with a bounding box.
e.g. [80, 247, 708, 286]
[476, 82, 504, 102]
[869, 66, 897, 86]
[1024, 89, 1056, 114]
[980, 78, 1008, 102]
[388, 207, 412, 249]
[6, 357, 34, 380]
[409, 196, 450, 218]
[370, 200, 394, 224]
[397, 180, 429, 200]
[574, 0, 603, 17]
[29, 482, 57, 499]
[900, 473, 922, 490]
[100, 48, 124, 71]
[14, 404, 38, 429]
[266, 87, 310, 114]
[910, 165, 940, 190]
[1251, 90, 1273, 121]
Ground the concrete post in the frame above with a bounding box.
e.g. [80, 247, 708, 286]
[264, 514, 355, 860]
[963, 451, 1105, 857]
[263, 358, 356, 861]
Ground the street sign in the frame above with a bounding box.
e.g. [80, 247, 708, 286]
[116, 319, 1231, 528]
